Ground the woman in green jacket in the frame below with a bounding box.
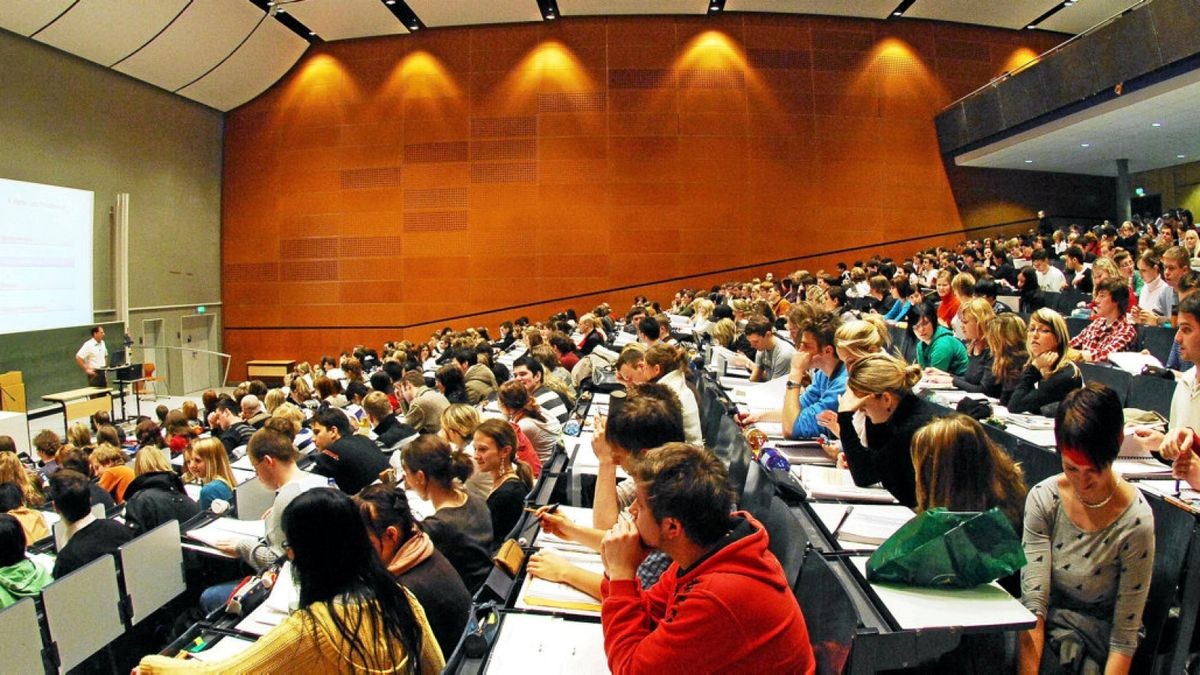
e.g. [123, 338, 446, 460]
[0, 514, 52, 608]
[908, 300, 969, 376]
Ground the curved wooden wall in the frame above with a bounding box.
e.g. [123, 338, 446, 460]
[222, 14, 1067, 373]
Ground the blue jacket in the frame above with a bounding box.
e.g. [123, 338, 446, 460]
[791, 362, 848, 438]
[883, 299, 911, 323]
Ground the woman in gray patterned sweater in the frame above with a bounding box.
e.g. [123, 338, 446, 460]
[1018, 383, 1155, 674]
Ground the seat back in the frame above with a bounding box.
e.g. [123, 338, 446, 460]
[1140, 326, 1177, 365]
[1079, 363, 1132, 405]
[1134, 493, 1197, 673]
[1127, 375, 1176, 419]
[795, 553, 856, 675]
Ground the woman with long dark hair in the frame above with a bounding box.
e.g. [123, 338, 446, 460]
[138, 487, 444, 673]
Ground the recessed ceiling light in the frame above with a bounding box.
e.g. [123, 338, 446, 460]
[893, 11, 902, 16]
[386, 0, 395, 4]
[1080, 143, 1090, 148]
[1027, 24, 1036, 29]
[1025, 160, 1034, 164]
[308, 31, 315, 36]
[547, 12, 555, 18]
[410, 24, 419, 30]
[1152, 122, 1162, 127]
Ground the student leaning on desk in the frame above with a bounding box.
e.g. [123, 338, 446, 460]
[598, 443, 815, 674]
[137, 489, 444, 674]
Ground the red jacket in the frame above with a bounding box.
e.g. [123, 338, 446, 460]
[601, 512, 815, 675]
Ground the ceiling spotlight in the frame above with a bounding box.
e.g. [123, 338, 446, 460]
[1024, 160, 1034, 164]
[893, 11, 902, 16]
[1080, 143, 1090, 148]
[308, 30, 315, 35]
[410, 23, 419, 30]
[710, 4, 720, 10]
[547, 12, 555, 18]
[1152, 122, 1162, 127]
[386, 0, 396, 4]
[1027, 24, 1036, 29]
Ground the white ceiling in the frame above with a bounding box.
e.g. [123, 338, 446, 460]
[724, 0, 895, 19]
[0, 0, 1148, 114]
[906, 0, 1060, 31]
[956, 67, 1200, 176]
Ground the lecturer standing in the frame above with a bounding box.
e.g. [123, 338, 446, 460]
[75, 326, 107, 388]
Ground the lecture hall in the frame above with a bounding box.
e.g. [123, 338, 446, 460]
[2, 0, 1200, 673]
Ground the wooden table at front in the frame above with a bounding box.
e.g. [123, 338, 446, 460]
[41, 387, 112, 436]
[244, 360, 296, 385]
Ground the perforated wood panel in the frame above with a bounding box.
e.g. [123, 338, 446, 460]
[222, 14, 1071, 372]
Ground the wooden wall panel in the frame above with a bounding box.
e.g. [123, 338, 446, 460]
[222, 14, 1087, 376]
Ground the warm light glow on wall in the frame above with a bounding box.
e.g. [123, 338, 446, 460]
[385, 50, 463, 99]
[1000, 47, 1040, 76]
[486, 40, 596, 113]
[281, 53, 359, 105]
[675, 30, 746, 71]
[849, 37, 946, 110]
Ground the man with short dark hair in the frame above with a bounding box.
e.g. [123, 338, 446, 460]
[1071, 278, 1137, 363]
[512, 356, 569, 425]
[75, 326, 108, 387]
[451, 348, 497, 404]
[49, 470, 134, 578]
[598, 443, 815, 673]
[529, 383, 686, 598]
[211, 398, 255, 457]
[1064, 246, 1093, 293]
[636, 316, 661, 347]
[310, 408, 389, 495]
[399, 371, 449, 434]
[741, 315, 794, 382]
[1032, 249, 1067, 292]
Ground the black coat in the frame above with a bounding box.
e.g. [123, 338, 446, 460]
[123, 471, 201, 535]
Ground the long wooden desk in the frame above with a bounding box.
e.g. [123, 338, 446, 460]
[41, 386, 111, 435]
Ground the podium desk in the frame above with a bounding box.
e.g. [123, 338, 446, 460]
[42, 387, 111, 435]
[245, 360, 295, 385]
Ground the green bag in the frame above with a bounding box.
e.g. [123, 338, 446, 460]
[865, 507, 1027, 588]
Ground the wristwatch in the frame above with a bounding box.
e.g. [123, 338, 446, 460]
[786, 380, 805, 390]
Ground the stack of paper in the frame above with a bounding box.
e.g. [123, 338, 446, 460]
[1113, 458, 1172, 479]
[838, 506, 915, 545]
[486, 614, 608, 675]
[186, 518, 265, 549]
[792, 465, 898, 504]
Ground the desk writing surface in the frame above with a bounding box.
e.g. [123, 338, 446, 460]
[848, 556, 1035, 631]
[42, 386, 110, 402]
[484, 613, 607, 675]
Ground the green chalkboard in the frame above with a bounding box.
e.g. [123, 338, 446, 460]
[0, 321, 125, 408]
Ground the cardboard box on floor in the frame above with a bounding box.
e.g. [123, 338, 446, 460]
[0, 372, 26, 412]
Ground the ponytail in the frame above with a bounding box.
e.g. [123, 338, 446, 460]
[644, 342, 687, 378]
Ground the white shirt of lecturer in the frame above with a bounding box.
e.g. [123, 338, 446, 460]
[76, 328, 107, 376]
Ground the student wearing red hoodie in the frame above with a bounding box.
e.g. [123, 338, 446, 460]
[599, 443, 815, 675]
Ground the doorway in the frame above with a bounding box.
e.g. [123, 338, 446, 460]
[1131, 194, 1162, 222]
[180, 314, 216, 394]
[141, 318, 166, 393]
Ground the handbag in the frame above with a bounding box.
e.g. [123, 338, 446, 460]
[866, 507, 1026, 588]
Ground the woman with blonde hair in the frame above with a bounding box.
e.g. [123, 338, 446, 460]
[124, 446, 200, 534]
[439, 403, 492, 500]
[834, 318, 890, 369]
[816, 353, 937, 507]
[1008, 308, 1083, 415]
[980, 313, 1029, 406]
[911, 414, 1027, 532]
[91, 444, 135, 504]
[263, 388, 286, 414]
[184, 437, 237, 510]
[0, 453, 42, 508]
[67, 423, 92, 451]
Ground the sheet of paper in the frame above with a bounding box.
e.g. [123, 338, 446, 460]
[485, 614, 608, 675]
[838, 506, 915, 545]
[185, 518, 265, 548]
[1107, 351, 1163, 375]
[850, 556, 1035, 631]
[1112, 458, 1172, 479]
[792, 465, 898, 504]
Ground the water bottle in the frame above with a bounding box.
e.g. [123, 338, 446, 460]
[564, 417, 581, 437]
[758, 444, 790, 472]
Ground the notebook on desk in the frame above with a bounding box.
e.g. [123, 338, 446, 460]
[793, 465, 898, 504]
